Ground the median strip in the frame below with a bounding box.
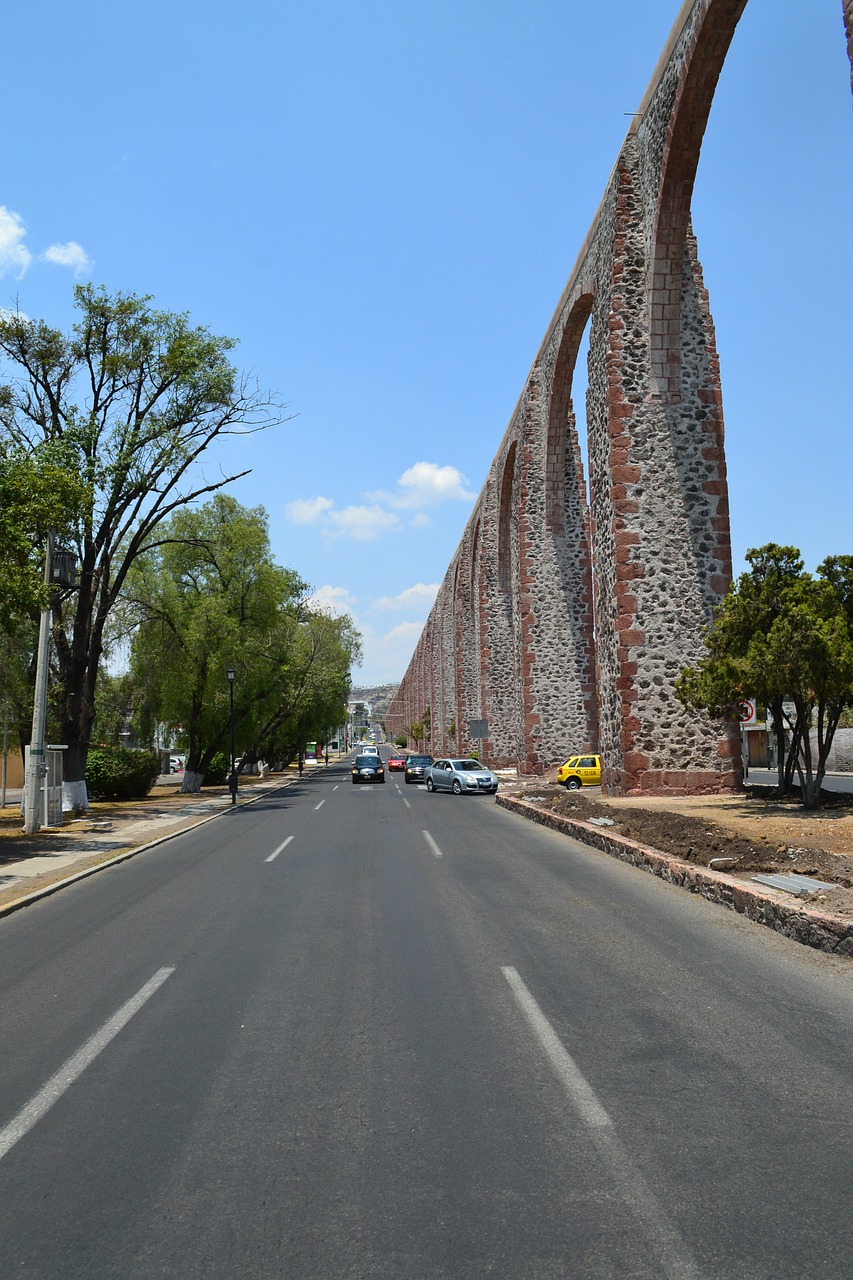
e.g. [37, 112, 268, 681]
[497, 794, 853, 958]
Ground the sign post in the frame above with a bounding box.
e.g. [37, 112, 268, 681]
[467, 719, 489, 763]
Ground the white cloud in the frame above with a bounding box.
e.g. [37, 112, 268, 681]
[365, 461, 475, 511]
[41, 240, 92, 275]
[308, 584, 358, 615]
[351, 619, 423, 685]
[285, 460, 470, 547]
[373, 582, 439, 612]
[285, 496, 334, 525]
[285, 495, 399, 541]
[0, 206, 32, 279]
[393, 461, 474, 509]
[327, 504, 401, 541]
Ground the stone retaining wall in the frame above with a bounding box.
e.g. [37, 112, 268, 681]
[497, 794, 853, 958]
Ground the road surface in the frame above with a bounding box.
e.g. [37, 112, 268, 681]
[1, 758, 851, 1278]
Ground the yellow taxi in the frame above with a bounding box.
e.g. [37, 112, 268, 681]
[557, 753, 602, 789]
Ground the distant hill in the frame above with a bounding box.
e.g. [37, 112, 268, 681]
[351, 682, 399, 725]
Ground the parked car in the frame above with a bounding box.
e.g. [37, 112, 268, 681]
[425, 758, 499, 795]
[404, 754, 434, 784]
[387, 754, 406, 772]
[557, 753, 602, 789]
[351, 754, 385, 784]
[169, 756, 184, 773]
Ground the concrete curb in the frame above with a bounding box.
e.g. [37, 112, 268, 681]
[496, 794, 853, 958]
[0, 778, 297, 921]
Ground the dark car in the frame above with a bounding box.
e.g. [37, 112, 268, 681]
[404, 754, 434, 784]
[352, 754, 385, 784]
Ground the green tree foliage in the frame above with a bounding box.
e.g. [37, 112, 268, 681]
[85, 745, 160, 800]
[0, 444, 87, 623]
[125, 495, 307, 791]
[252, 608, 361, 765]
[0, 286, 288, 793]
[89, 671, 145, 747]
[676, 544, 853, 809]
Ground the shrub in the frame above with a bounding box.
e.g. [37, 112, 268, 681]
[203, 751, 230, 786]
[86, 746, 160, 800]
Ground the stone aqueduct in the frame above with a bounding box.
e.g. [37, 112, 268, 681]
[385, 0, 853, 795]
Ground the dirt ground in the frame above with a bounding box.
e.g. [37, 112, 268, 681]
[502, 778, 853, 920]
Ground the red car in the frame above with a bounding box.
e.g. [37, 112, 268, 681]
[387, 754, 406, 772]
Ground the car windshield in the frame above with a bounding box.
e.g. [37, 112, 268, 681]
[454, 760, 486, 771]
[407, 756, 432, 765]
[355, 756, 379, 766]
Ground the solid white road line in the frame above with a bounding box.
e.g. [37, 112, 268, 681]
[314, 800, 325, 811]
[422, 830, 443, 858]
[502, 966, 702, 1280]
[502, 966, 611, 1127]
[266, 836, 294, 862]
[0, 967, 175, 1163]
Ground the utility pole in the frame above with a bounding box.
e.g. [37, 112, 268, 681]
[227, 666, 237, 805]
[23, 532, 54, 835]
[1, 699, 9, 809]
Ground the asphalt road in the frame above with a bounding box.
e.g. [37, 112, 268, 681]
[1, 758, 851, 1279]
[747, 767, 853, 795]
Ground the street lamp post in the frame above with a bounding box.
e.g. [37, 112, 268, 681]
[227, 666, 237, 805]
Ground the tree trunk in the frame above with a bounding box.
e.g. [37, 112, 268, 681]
[181, 769, 204, 794]
[61, 740, 91, 814]
[801, 775, 821, 809]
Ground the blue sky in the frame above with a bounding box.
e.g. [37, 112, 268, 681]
[3, 1, 851, 685]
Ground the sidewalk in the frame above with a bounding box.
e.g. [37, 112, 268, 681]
[0, 773, 300, 918]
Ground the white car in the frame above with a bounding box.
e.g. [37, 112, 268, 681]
[359, 746, 380, 756]
[425, 759, 499, 795]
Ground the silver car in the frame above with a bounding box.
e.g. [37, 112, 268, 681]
[425, 758, 499, 795]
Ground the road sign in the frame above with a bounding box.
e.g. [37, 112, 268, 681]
[738, 699, 757, 727]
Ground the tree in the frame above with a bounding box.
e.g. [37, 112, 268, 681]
[125, 496, 305, 792]
[0, 286, 288, 807]
[676, 544, 853, 809]
[249, 608, 361, 765]
[0, 444, 87, 623]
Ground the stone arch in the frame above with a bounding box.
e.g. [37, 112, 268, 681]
[471, 517, 485, 721]
[393, 0, 853, 796]
[647, 1, 746, 403]
[546, 293, 594, 535]
[482, 441, 525, 766]
[497, 441, 517, 599]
